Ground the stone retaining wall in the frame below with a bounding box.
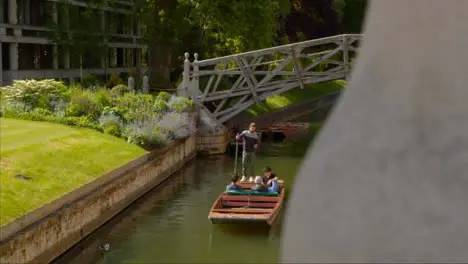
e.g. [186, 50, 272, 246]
[196, 131, 229, 155]
[0, 136, 197, 263]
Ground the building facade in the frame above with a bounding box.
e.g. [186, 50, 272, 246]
[0, 0, 147, 86]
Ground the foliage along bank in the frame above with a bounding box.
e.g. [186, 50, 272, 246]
[0, 80, 196, 150]
[45, 0, 367, 91]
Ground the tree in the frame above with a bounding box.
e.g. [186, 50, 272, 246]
[135, 0, 285, 91]
[47, 0, 107, 83]
[341, 0, 368, 33]
[280, 0, 347, 42]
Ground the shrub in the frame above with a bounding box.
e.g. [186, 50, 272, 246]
[156, 91, 171, 102]
[158, 112, 196, 139]
[116, 93, 158, 122]
[0, 106, 98, 131]
[2, 106, 47, 121]
[153, 99, 169, 112]
[65, 91, 101, 120]
[107, 73, 123, 88]
[32, 107, 54, 116]
[123, 119, 169, 149]
[125, 129, 167, 149]
[1, 79, 67, 109]
[81, 74, 97, 88]
[51, 99, 68, 117]
[1, 81, 197, 149]
[104, 124, 121, 137]
[94, 88, 112, 108]
[110, 84, 128, 97]
[168, 97, 194, 113]
[56, 116, 100, 130]
[36, 96, 52, 110]
[102, 106, 125, 120]
[99, 113, 122, 130]
[125, 131, 148, 147]
[1, 101, 32, 116]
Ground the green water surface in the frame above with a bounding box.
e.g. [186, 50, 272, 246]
[53, 145, 308, 264]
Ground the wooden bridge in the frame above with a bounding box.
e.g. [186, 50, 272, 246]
[177, 34, 362, 130]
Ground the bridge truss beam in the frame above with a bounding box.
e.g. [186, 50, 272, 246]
[178, 34, 361, 130]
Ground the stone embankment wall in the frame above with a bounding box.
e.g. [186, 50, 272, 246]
[197, 131, 229, 155]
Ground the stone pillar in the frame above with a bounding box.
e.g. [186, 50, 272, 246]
[0, 0, 3, 23]
[52, 46, 59, 70]
[142, 75, 149, 93]
[101, 11, 106, 68]
[110, 48, 117, 68]
[127, 76, 134, 92]
[282, 1, 468, 263]
[52, 2, 59, 70]
[61, 3, 72, 83]
[24, 0, 31, 24]
[8, 0, 19, 73]
[8, 0, 18, 24]
[177, 52, 190, 97]
[0, 0, 4, 27]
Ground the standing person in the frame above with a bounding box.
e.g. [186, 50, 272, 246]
[236, 122, 259, 182]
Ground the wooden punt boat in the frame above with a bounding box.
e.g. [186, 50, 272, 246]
[208, 182, 285, 225]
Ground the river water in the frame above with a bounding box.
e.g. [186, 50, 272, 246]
[53, 146, 306, 264]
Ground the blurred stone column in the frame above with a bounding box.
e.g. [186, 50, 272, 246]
[282, 0, 468, 263]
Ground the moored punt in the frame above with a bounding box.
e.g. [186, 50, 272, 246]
[208, 182, 285, 226]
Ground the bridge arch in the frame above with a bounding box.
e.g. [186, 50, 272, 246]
[177, 34, 361, 130]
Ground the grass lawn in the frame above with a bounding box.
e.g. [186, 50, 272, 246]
[246, 80, 346, 116]
[0, 118, 147, 226]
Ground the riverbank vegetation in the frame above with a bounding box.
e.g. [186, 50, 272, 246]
[247, 80, 346, 116]
[0, 118, 146, 226]
[0, 80, 196, 150]
[44, 0, 367, 90]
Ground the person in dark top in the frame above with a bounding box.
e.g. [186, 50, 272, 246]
[251, 176, 269, 192]
[236, 123, 259, 181]
[226, 174, 244, 192]
[263, 166, 278, 185]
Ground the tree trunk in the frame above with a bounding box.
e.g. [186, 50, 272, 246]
[80, 55, 83, 84]
[148, 43, 173, 92]
[147, 0, 174, 93]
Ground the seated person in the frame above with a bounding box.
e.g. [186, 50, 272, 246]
[268, 179, 281, 193]
[226, 174, 244, 192]
[263, 166, 278, 185]
[251, 176, 269, 192]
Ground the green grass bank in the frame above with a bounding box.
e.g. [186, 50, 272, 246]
[0, 118, 146, 226]
[246, 80, 346, 116]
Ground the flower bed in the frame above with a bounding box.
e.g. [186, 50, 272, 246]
[0, 80, 196, 149]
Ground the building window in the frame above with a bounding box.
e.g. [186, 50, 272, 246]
[116, 48, 123, 67]
[1, 0, 6, 23]
[2, 43, 10, 70]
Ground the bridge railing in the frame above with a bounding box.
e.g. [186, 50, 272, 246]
[178, 34, 362, 128]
